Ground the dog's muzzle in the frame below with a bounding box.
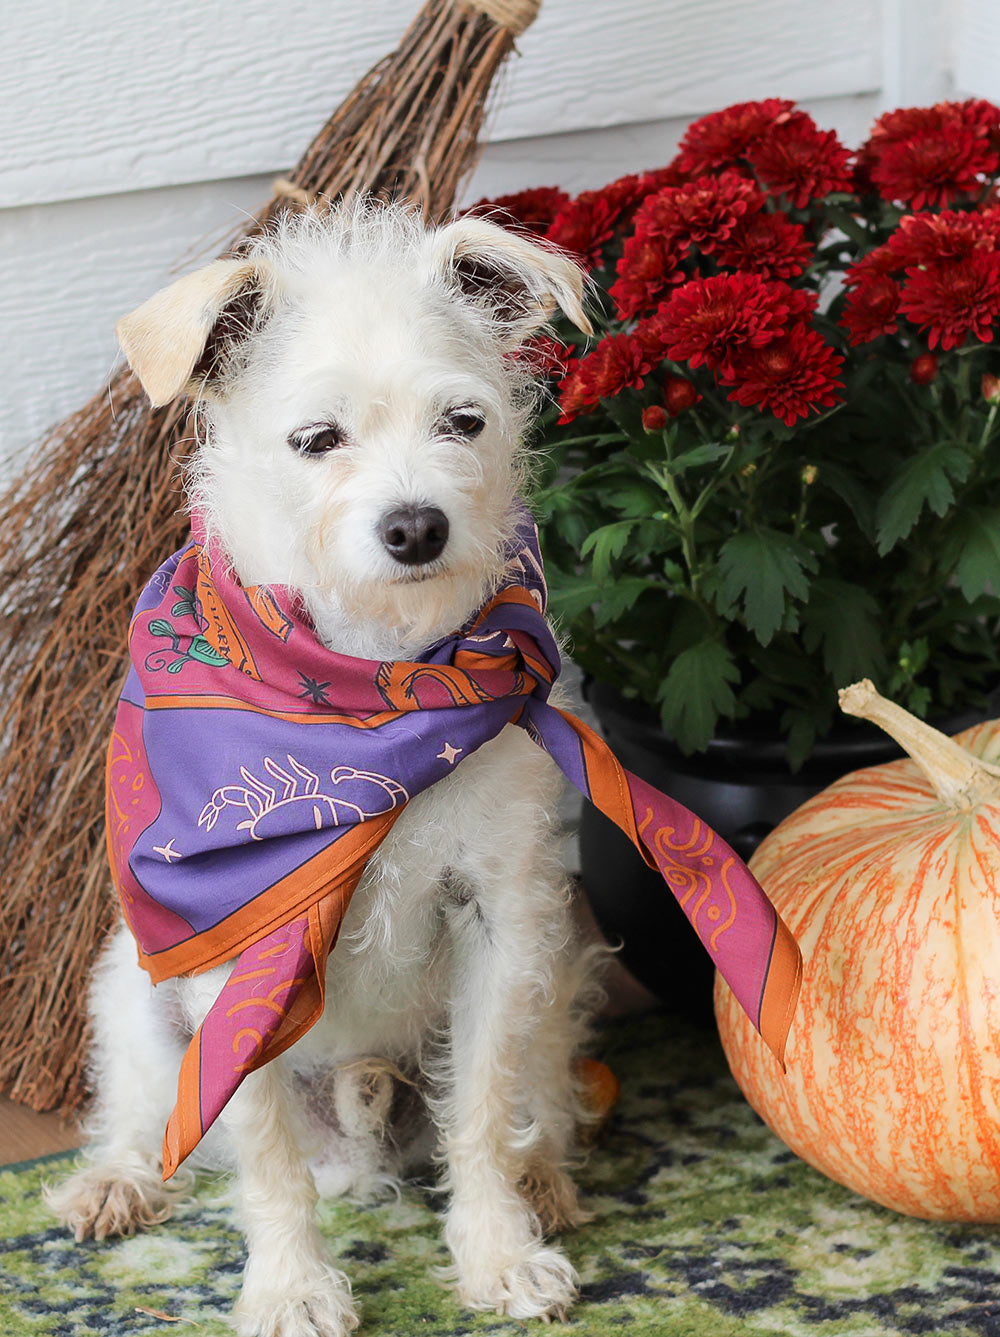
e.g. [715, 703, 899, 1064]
[379, 505, 449, 566]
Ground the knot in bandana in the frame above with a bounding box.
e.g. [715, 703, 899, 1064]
[106, 508, 801, 1179]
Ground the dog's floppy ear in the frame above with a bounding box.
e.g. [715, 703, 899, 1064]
[432, 216, 592, 347]
[115, 258, 276, 408]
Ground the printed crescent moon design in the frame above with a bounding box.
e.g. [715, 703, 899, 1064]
[106, 729, 145, 847]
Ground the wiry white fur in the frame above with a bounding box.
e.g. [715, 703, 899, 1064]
[49, 200, 599, 1336]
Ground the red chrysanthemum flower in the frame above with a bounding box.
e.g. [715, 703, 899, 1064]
[464, 187, 571, 235]
[585, 334, 653, 396]
[636, 164, 691, 195]
[887, 208, 1000, 268]
[875, 129, 997, 209]
[910, 354, 939, 385]
[546, 192, 620, 268]
[855, 105, 942, 193]
[641, 379, 701, 429]
[545, 170, 670, 268]
[899, 251, 1000, 349]
[655, 273, 793, 378]
[840, 273, 901, 345]
[747, 113, 852, 207]
[632, 306, 672, 365]
[724, 324, 845, 426]
[556, 334, 653, 422]
[597, 168, 686, 222]
[555, 357, 590, 422]
[713, 209, 814, 278]
[843, 245, 904, 287]
[866, 99, 1000, 151]
[633, 172, 762, 253]
[960, 98, 1000, 135]
[861, 100, 1000, 209]
[664, 375, 702, 416]
[768, 282, 818, 323]
[674, 99, 797, 174]
[515, 334, 573, 378]
[609, 232, 683, 319]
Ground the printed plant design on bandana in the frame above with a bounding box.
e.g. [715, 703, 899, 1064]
[143, 583, 231, 676]
[106, 505, 802, 1181]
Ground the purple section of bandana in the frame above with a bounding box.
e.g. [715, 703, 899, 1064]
[107, 699, 197, 947]
[130, 694, 515, 944]
[520, 699, 588, 796]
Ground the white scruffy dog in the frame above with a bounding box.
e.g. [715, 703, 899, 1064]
[48, 200, 599, 1336]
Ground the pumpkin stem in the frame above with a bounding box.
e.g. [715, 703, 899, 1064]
[838, 679, 1000, 809]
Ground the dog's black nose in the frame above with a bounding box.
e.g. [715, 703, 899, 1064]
[379, 506, 450, 565]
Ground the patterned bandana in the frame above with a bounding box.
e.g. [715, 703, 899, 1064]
[107, 509, 802, 1180]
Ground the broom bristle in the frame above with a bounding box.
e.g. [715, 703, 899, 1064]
[0, 0, 540, 1113]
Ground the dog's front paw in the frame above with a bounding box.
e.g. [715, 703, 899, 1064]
[458, 1242, 579, 1321]
[44, 1155, 189, 1242]
[235, 1266, 359, 1337]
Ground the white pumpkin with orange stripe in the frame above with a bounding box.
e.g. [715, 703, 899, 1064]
[715, 678, 1000, 1221]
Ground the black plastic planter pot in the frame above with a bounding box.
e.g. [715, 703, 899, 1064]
[580, 678, 989, 1019]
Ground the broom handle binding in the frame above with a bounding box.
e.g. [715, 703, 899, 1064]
[459, 0, 541, 36]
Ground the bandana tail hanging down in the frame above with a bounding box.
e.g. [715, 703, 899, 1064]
[105, 509, 803, 1180]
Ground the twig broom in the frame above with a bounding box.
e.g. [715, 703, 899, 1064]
[0, 0, 540, 1113]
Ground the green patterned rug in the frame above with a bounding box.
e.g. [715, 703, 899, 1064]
[4, 1011, 1000, 1336]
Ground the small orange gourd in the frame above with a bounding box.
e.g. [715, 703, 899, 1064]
[715, 679, 1000, 1220]
[575, 1058, 621, 1145]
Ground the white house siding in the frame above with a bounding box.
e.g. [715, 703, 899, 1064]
[955, 0, 1000, 101]
[0, 0, 985, 466]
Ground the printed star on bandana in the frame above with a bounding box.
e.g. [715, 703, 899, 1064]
[298, 672, 333, 705]
[153, 839, 182, 863]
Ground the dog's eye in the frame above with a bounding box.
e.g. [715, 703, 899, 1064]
[289, 424, 344, 456]
[442, 407, 486, 440]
